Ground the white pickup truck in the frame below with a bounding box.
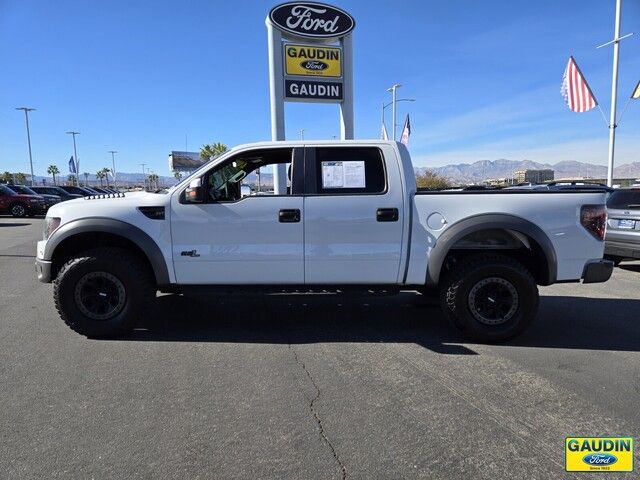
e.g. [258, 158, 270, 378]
[36, 141, 612, 341]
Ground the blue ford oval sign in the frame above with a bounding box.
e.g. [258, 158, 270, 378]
[269, 2, 355, 39]
[582, 453, 618, 466]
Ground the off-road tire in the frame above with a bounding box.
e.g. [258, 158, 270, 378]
[440, 254, 538, 343]
[10, 203, 27, 218]
[53, 247, 155, 338]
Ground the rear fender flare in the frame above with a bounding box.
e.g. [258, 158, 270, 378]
[426, 214, 557, 285]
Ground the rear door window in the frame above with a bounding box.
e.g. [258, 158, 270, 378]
[312, 147, 386, 195]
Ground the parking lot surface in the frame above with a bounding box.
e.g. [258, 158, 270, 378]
[1, 217, 638, 479]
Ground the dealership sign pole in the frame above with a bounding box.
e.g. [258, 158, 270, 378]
[266, 2, 355, 194]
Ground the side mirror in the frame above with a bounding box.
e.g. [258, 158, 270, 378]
[184, 178, 203, 203]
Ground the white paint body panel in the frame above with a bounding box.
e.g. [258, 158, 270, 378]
[304, 144, 406, 284]
[38, 192, 176, 282]
[38, 140, 608, 287]
[170, 195, 304, 284]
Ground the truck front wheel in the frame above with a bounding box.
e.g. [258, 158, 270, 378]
[53, 247, 155, 338]
[440, 254, 538, 342]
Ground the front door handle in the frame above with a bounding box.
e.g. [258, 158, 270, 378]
[279, 209, 301, 223]
[376, 208, 399, 222]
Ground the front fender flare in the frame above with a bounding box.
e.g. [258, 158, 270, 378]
[44, 217, 170, 285]
[426, 213, 557, 286]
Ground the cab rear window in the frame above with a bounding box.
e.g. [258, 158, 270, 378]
[607, 190, 640, 209]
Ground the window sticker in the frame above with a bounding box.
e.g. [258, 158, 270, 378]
[321, 161, 365, 189]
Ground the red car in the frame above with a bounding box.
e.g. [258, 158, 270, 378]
[0, 184, 45, 217]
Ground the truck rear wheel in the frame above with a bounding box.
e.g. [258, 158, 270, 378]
[440, 254, 538, 342]
[53, 247, 155, 338]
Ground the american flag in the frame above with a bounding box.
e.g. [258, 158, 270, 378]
[400, 114, 411, 145]
[561, 56, 597, 113]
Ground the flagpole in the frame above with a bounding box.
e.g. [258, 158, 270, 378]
[66, 131, 80, 186]
[605, 0, 622, 187]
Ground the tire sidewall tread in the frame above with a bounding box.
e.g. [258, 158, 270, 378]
[53, 247, 155, 338]
[440, 254, 539, 343]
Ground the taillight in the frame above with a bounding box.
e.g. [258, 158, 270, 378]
[580, 205, 607, 240]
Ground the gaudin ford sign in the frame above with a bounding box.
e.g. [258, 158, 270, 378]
[269, 2, 355, 39]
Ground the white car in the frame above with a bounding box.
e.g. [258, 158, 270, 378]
[36, 141, 612, 341]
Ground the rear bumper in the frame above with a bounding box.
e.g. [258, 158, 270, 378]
[604, 240, 640, 260]
[35, 258, 52, 283]
[581, 259, 614, 284]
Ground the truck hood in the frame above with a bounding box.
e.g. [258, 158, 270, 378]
[46, 191, 170, 225]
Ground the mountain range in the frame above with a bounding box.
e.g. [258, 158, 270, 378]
[416, 160, 640, 184]
[26, 160, 640, 188]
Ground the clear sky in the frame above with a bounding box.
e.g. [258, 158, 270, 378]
[2, 0, 640, 177]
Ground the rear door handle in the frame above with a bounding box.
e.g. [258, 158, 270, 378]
[279, 209, 301, 223]
[376, 208, 399, 222]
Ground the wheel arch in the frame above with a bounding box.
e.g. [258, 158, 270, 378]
[45, 218, 169, 285]
[426, 214, 557, 286]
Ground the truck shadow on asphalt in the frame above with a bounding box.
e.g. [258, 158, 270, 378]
[123, 293, 640, 354]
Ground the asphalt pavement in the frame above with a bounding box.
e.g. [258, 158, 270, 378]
[0, 217, 638, 479]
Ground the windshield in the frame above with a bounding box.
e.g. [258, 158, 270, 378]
[607, 190, 640, 209]
[9, 185, 38, 195]
[0, 185, 16, 196]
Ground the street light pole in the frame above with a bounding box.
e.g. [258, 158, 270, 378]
[381, 98, 415, 140]
[387, 84, 401, 141]
[140, 163, 147, 191]
[66, 131, 80, 186]
[15, 107, 36, 186]
[108, 150, 118, 190]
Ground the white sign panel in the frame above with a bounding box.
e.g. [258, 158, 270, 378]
[321, 160, 365, 188]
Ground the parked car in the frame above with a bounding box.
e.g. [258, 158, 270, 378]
[604, 188, 640, 265]
[6, 184, 61, 211]
[57, 185, 95, 196]
[29, 186, 83, 202]
[0, 184, 45, 217]
[36, 141, 613, 341]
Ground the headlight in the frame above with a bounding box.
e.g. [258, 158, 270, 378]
[43, 217, 61, 240]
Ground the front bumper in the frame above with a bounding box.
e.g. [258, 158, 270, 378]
[604, 240, 640, 260]
[35, 257, 52, 283]
[581, 259, 614, 284]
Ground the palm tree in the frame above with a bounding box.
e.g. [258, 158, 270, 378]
[200, 142, 227, 160]
[47, 165, 60, 185]
[173, 171, 183, 181]
[67, 174, 76, 185]
[15, 173, 27, 184]
[83, 172, 89, 187]
[96, 169, 105, 186]
[148, 173, 159, 191]
[100, 168, 111, 188]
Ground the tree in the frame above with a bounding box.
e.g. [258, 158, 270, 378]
[173, 171, 183, 181]
[96, 169, 106, 186]
[101, 168, 111, 188]
[147, 173, 159, 191]
[14, 172, 27, 184]
[83, 172, 89, 187]
[416, 171, 451, 190]
[200, 142, 227, 159]
[67, 174, 76, 185]
[47, 165, 60, 185]
[0, 171, 11, 183]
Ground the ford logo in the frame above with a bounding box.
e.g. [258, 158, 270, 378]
[269, 2, 355, 39]
[582, 453, 617, 466]
[301, 60, 328, 70]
